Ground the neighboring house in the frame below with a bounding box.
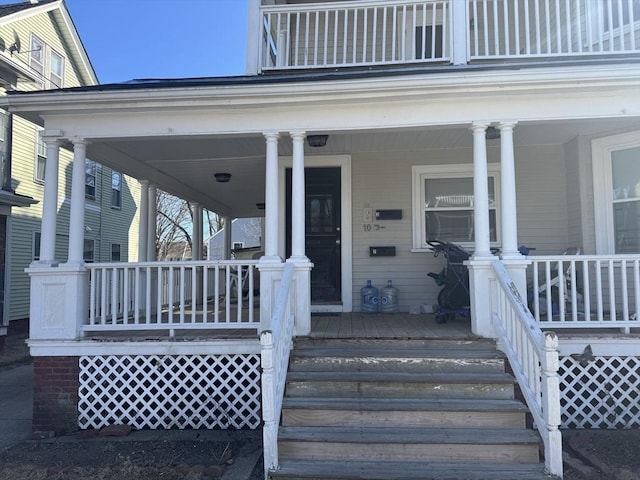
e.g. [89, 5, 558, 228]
[1, 1, 639, 478]
[0, 0, 140, 346]
[207, 217, 262, 260]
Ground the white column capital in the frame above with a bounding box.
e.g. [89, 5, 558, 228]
[290, 130, 306, 140]
[42, 137, 61, 147]
[139, 179, 149, 187]
[498, 121, 518, 132]
[71, 138, 90, 147]
[471, 121, 490, 132]
[264, 131, 280, 141]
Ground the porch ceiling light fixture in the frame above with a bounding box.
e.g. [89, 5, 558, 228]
[214, 172, 232, 183]
[256, 202, 265, 210]
[485, 126, 501, 140]
[307, 134, 328, 147]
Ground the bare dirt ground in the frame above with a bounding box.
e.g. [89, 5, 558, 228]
[0, 431, 264, 480]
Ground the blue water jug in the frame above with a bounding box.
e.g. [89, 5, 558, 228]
[361, 280, 379, 313]
[380, 280, 398, 313]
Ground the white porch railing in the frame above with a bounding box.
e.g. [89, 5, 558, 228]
[470, 0, 639, 59]
[528, 254, 640, 332]
[259, 0, 639, 71]
[490, 260, 563, 478]
[85, 260, 260, 336]
[260, 262, 296, 475]
[261, 0, 451, 70]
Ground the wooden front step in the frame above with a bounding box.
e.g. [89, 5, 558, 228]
[271, 337, 553, 479]
[278, 426, 541, 464]
[272, 460, 556, 480]
[282, 397, 528, 428]
[285, 371, 515, 399]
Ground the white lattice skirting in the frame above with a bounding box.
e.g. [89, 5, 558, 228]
[79, 354, 261, 430]
[560, 355, 640, 429]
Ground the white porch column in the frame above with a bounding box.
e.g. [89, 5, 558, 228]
[66, 139, 88, 265]
[289, 131, 308, 261]
[138, 180, 149, 262]
[467, 123, 495, 338]
[450, 0, 469, 65]
[499, 121, 520, 259]
[147, 184, 157, 261]
[471, 122, 493, 258]
[222, 216, 232, 260]
[498, 121, 529, 301]
[245, 0, 261, 75]
[263, 132, 281, 261]
[38, 137, 61, 265]
[287, 131, 312, 336]
[192, 202, 203, 260]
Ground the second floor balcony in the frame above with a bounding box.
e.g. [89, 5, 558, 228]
[257, 0, 640, 72]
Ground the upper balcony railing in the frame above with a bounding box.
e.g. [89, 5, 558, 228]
[259, 0, 640, 71]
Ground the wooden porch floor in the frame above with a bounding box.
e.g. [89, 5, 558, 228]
[311, 312, 474, 339]
[83, 312, 474, 341]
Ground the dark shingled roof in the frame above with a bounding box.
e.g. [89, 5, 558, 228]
[0, 0, 57, 18]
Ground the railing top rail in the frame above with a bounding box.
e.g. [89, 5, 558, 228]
[492, 260, 545, 352]
[262, 0, 446, 13]
[87, 259, 261, 269]
[528, 254, 640, 262]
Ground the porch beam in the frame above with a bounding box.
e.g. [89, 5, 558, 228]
[289, 131, 308, 261]
[66, 139, 88, 265]
[38, 136, 61, 265]
[263, 132, 281, 262]
[147, 184, 157, 261]
[471, 122, 493, 258]
[138, 180, 149, 262]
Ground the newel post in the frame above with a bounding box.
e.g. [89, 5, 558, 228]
[541, 331, 563, 477]
[260, 330, 278, 472]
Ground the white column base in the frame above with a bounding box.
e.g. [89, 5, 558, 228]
[467, 259, 496, 338]
[501, 257, 531, 307]
[289, 259, 313, 337]
[27, 265, 88, 341]
[258, 260, 285, 332]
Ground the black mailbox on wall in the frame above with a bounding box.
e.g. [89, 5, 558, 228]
[370, 246, 396, 257]
[375, 209, 402, 220]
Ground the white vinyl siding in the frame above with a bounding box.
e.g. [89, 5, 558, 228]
[351, 144, 569, 312]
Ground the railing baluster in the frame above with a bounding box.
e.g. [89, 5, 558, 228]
[314, 9, 319, 66]
[596, 259, 604, 321]
[382, 6, 388, 62]
[202, 265, 209, 323]
[582, 259, 591, 323]
[225, 265, 232, 323]
[333, 9, 339, 64]
[608, 259, 616, 321]
[372, 7, 378, 62]
[324, 8, 329, 65]
[503, 0, 510, 55]
[100, 267, 107, 324]
[111, 267, 118, 324]
[342, 8, 348, 65]
[352, 8, 358, 64]
[214, 265, 220, 324]
[192, 265, 197, 324]
[363, 7, 369, 63]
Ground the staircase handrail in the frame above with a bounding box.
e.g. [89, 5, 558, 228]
[260, 262, 296, 475]
[490, 260, 563, 478]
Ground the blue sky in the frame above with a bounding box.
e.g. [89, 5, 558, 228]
[62, 0, 248, 83]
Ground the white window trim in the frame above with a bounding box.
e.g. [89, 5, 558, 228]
[412, 163, 501, 252]
[592, 130, 640, 254]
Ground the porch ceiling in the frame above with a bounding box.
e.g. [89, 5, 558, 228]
[81, 117, 637, 218]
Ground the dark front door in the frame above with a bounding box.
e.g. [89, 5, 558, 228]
[286, 167, 341, 303]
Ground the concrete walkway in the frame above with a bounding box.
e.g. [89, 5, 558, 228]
[0, 363, 33, 451]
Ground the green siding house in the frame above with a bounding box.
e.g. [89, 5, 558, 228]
[0, 0, 140, 341]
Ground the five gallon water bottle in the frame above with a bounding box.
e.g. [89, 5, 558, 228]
[361, 280, 379, 313]
[380, 280, 399, 313]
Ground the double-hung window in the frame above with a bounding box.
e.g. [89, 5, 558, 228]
[412, 164, 500, 250]
[111, 171, 122, 208]
[592, 131, 640, 254]
[35, 129, 46, 183]
[49, 49, 64, 88]
[29, 35, 44, 78]
[85, 160, 96, 198]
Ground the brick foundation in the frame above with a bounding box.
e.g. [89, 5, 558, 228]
[33, 356, 80, 435]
